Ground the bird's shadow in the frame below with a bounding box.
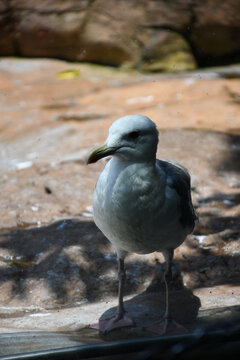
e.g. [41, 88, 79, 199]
[98, 271, 201, 341]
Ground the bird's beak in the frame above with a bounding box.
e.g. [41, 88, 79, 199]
[86, 143, 118, 164]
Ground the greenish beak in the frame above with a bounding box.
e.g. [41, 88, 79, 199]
[86, 143, 119, 164]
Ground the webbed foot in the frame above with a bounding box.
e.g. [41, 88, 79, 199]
[144, 317, 188, 336]
[89, 313, 135, 334]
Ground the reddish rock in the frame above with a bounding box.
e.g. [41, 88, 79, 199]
[0, 58, 239, 335]
[190, 0, 240, 65]
[0, 0, 14, 55]
[0, 1, 240, 68]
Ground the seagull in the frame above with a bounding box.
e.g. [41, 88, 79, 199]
[87, 114, 197, 334]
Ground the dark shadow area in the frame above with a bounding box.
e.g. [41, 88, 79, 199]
[189, 207, 240, 289]
[218, 133, 240, 174]
[0, 219, 115, 305]
[98, 272, 201, 341]
[197, 192, 240, 207]
[0, 219, 169, 306]
[0, 220, 192, 306]
[0, 215, 240, 349]
[179, 251, 240, 289]
[0, 215, 240, 307]
[206, 214, 240, 233]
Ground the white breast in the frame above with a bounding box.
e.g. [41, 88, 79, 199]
[93, 158, 186, 254]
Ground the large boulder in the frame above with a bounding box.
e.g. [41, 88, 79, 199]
[0, 0, 240, 69]
[187, 0, 240, 66]
[0, 0, 14, 54]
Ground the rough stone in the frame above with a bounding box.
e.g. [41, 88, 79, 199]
[0, 58, 240, 345]
[0, 1, 240, 68]
[140, 31, 196, 72]
[189, 0, 240, 66]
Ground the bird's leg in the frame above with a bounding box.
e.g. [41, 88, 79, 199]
[163, 267, 169, 320]
[148, 250, 171, 333]
[144, 249, 187, 335]
[116, 257, 126, 318]
[96, 256, 134, 334]
[165, 248, 182, 282]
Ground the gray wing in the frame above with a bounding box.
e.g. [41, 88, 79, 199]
[157, 159, 197, 233]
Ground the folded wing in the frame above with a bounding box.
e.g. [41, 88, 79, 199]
[157, 159, 197, 233]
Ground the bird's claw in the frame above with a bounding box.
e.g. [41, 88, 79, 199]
[89, 313, 135, 334]
[143, 317, 188, 336]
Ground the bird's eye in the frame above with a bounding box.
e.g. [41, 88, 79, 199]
[128, 131, 140, 139]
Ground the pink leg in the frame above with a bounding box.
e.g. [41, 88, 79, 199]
[145, 316, 188, 336]
[144, 249, 188, 336]
[89, 257, 134, 334]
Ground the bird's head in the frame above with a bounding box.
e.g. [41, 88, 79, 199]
[87, 115, 159, 164]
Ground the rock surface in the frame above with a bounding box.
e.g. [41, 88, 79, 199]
[0, 58, 240, 349]
[1, 1, 240, 69]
